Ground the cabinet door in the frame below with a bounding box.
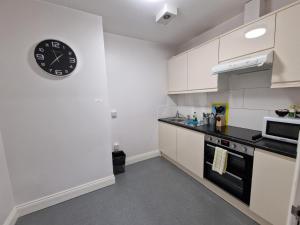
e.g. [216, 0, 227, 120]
[272, 3, 300, 88]
[188, 39, 219, 91]
[177, 127, 204, 178]
[168, 53, 188, 92]
[159, 122, 177, 161]
[219, 14, 275, 62]
[250, 149, 295, 225]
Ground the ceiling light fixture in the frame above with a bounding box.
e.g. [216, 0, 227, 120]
[156, 4, 177, 25]
[245, 28, 267, 39]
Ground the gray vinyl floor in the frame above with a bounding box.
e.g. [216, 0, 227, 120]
[16, 157, 258, 225]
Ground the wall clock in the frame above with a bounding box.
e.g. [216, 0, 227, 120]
[34, 39, 77, 76]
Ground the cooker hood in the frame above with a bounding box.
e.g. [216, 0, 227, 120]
[212, 51, 273, 75]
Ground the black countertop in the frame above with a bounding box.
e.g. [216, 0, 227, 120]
[158, 118, 297, 158]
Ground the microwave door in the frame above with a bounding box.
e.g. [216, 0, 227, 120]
[263, 117, 300, 144]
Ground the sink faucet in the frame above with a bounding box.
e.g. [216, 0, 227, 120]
[176, 110, 185, 118]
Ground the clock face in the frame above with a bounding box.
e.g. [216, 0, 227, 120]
[34, 39, 77, 76]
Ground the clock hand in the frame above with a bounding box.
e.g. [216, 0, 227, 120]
[50, 54, 64, 66]
[52, 50, 59, 61]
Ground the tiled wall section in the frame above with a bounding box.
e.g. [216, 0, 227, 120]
[162, 70, 300, 131]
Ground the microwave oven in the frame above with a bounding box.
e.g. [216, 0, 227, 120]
[262, 117, 300, 144]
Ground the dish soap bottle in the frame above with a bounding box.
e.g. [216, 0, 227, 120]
[193, 112, 198, 122]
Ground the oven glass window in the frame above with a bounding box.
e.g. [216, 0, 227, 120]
[266, 121, 300, 141]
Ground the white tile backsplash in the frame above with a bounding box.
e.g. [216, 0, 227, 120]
[244, 87, 300, 110]
[228, 70, 272, 90]
[169, 70, 300, 131]
[229, 89, 244, 108]
[228, 108, 270, 130]
[207, 91, 229, 104]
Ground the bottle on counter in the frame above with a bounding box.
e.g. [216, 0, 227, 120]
[289, 105, 296, 118]
[203, 113, 209, 125]
[193, 112, 198, 122]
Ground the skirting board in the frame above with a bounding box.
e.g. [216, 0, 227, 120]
[126, 150, 161, 166]
[3, 207, 18, 225]
[15, 175, 115, 218]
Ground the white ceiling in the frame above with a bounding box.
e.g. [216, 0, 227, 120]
[43, 0, 248, 46]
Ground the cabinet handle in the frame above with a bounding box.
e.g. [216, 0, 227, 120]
[206, 144, 244, 159]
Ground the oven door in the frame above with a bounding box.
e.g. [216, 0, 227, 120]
[204, 142, 253, 205]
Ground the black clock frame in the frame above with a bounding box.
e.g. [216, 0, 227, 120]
[34, 39, 77, 76]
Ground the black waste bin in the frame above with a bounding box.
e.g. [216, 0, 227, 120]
[112, 151, 126, 175]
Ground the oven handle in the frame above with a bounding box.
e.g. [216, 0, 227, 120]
[205, 161, 243, 181]
[206, 144, 244, 159]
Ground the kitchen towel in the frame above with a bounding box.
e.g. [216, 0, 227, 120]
[212, 147, 228, 175]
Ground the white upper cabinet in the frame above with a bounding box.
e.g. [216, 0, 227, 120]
[188, 39, 219, 92]
[219, 14, 276, 62]
[168, 53, 188, 92]
[272, 3, 300, 88]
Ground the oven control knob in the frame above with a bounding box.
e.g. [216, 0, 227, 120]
[243, 147, 248, 152]
[232, 144, 237, 148]
[209, 137, 213, 141]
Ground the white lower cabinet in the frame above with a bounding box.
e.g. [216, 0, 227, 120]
[177, 127, 204, 178]
[158, 122, 204, 178]
[159, 122, 177, 161]
[159, 123, 296, 224]
[250, 149, 296, 225]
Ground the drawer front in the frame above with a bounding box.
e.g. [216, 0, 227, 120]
[219, 14, 275, 62]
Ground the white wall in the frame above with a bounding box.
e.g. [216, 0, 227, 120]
[0, 0, 113, 205]
[177, 13, 244, 53]
[177, 0, 298, 53]
[104, 33, 175, 157]
[0, 130, 14, 225]
[173, 71, 300, 131]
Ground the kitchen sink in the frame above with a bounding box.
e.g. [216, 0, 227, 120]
[168, 117, 186, 123]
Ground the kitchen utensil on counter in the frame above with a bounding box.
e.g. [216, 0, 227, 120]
[203, 113, 209, 125]
[212, 103, 229, 127]
[215, 106, 225, 114]
[209, 113, 216, 126]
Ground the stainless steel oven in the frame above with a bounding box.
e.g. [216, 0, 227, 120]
[204, 135, 254, 205]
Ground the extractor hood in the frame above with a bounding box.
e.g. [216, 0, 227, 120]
[212, 51, 273, 75]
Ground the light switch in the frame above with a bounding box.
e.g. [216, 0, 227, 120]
[111, 110, 117, 119]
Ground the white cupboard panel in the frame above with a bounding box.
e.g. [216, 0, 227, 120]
[250, 149, 295, 225]
[219, 15, 275, 62]
[168, 53, 188, 92]
[177, 127, 204, 178]
[159, 122, 177, 161]
[188, 39, 219, 91]
[272, 3, 300, 88]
